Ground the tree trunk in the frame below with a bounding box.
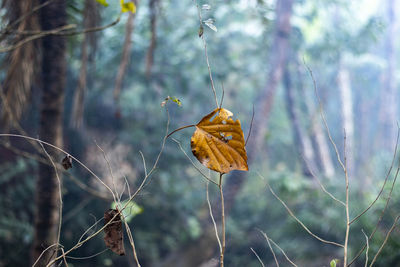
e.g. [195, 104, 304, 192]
[224, 0, 293, 213]
[296, 61, 335, 179]
[1, 0, 39, 129]
[283, 66, 317, 177]
[145, 0, 158, 78]
[31, 0, 66, 266]
[113, 1, 137, 104]
[71, 0, 98, 129]
[379, 0, 397, 151]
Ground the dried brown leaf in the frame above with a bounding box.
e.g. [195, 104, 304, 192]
[191, 108, 248, 174]
[104, 209, 125, 256]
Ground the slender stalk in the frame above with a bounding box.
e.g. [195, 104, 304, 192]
[218, 173, 225, 267]
[166, 124, 195, 139]
[194, 0, 219, 108]
[343, 130, 350, 266]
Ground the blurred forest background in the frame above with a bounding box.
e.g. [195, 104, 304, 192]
[0, 0, 400, 266]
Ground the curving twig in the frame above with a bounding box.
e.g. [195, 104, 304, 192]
[258, 173, 344, 248]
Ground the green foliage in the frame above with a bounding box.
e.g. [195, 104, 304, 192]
[111, 200, 143, 223]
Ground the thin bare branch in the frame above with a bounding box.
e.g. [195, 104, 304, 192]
[60, 247, 69, 267]
[369, 215, 400, 267]
[172, 138, 218, 185]
[258, 173, 344, 248]
[39, 142, 63, 258]
[166, 124, 195, 139]
[262, 233, 298, 267]
[303, 59, 346, 172]
[259, 230, 279, 267]
[139, 151, 148, 178]
[95, 141, 119, 204]
[218, 173, 226, 267]
[124, 220, 141, 267]
[250, 248, 265, 267]
[349, 154, 400, 266]
[65, 248, 109, 260]
[0, 134, 116, 200]
[0, 24, 76, 53]
[350, 127, 400, 225]
[343, 129, 350, 266]
[245, 104, 255, 146]
[206, 182, 222, 253]
[194, 0, 218, 108]
[362, 229, 369, 267]
[301, 155, 345, 206]
[32, 243, 60, 267]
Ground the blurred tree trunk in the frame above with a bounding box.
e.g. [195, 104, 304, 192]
[224, 0, 293, 212]
[113, 1, 138, 107]
[337, 60, 354, 175]
[296, 62, 335, 179]
[379, 0, 397, 151]
[31, 0, 66, 266]
[161, 0, 293, 265]
[0, 0, 39, 130]
[283, 66, 316, 177]
[145, 0, 158, 78]
[71, 0, 99, 129]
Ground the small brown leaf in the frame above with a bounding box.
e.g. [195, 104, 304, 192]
[104, 209, 125, 256]
[61, 155, 72, 170]
[191, 108, 248, 174]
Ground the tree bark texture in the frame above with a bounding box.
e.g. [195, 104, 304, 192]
[31, 0, 66, 266]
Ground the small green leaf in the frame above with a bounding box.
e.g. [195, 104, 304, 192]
[96, 0, 109, 7]
[112, 200, 143, 223]
[330, 259, 339, 267]
[171, 97, 182, 106]
[161, 96, 182, 107]
[120, 0, 136, 13]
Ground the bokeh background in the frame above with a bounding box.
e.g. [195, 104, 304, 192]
[1, 0, 400, 266]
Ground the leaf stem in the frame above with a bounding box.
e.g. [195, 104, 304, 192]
[166, 124, 195, 139]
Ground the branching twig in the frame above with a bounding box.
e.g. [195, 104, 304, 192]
[258, 173, 344, 248]
[350, 127, 400, 225]
[302, 155, 345, 206]
[369, 215, 400, 267]
[0, 24, 76, 53]
[349, 157, 400, 265]
[172, 138, 218, 185]
[303, 59, 346, 172]
[39, 142, 64, 261]
[259, 230, 298, 267]
[258, 230, 279, 267]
